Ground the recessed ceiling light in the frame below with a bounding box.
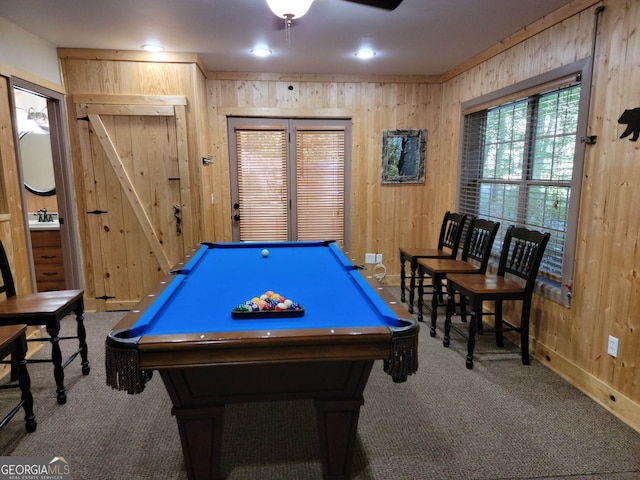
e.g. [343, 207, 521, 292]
[251, 48, 272, 57]
[355, 49, 376, 59]
[143, 44, 164, 53]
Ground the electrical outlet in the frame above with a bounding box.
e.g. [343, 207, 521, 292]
[375, 253, 383, 263]
[365, 253, 376, 264]
[607, 335, 619, 358]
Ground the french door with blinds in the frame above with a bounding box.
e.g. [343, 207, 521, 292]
[228, 117, 351, 247]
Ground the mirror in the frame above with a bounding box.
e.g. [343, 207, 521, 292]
[19, 131, 56, 196]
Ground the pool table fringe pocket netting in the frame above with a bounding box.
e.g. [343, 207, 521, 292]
[105, 344, 149, 394]
[385, 331, 419, 382]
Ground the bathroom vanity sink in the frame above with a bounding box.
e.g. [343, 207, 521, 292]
[28, 213, 65, 291]
[28, 212, 60, 231]
[28, 219, 60, 230]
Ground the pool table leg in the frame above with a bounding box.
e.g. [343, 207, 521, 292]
[315, 397, 364, 480]
[172, 404, 225, 480]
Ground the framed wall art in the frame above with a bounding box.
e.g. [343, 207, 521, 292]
[381, 129, 426, 184]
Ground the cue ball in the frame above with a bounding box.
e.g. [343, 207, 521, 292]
[261, 249, 269, 257]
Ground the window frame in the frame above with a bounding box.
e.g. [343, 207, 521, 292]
[457, 59, 591, 307]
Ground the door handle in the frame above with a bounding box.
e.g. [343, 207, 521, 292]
[173, 205, 182, 235]
[233, 214, 240, 221]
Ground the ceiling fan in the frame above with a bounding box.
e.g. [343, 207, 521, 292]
[340, 0, 403, 10]
[266, 0, 403, 24]
[267, 0, 403, 42]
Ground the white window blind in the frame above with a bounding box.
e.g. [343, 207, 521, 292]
[235, 126, 288, 241]
[460, 82, 581, 283]
[295, 127, 345, 244]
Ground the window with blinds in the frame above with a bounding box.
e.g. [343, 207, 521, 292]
[459, 74, 586, 303]
[228, 118, 350, 246]
[235, 127, 288, 241]
[295, 127, 345, 243]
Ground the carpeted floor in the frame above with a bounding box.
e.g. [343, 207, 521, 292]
[1, 287, 639, 479]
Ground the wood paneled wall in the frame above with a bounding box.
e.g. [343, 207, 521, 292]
[0, 74, 42, 373]
[205, 78, 444, 264]
[0, 75, 33, 295]
[51, 0, 639, 430]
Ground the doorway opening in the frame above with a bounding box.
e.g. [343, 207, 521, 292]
[11, 79, 82, 291]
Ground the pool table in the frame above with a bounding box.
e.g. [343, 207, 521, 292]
[106, 241, 418, 480]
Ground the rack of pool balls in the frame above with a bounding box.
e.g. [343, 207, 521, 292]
[232, 291, 304, 318]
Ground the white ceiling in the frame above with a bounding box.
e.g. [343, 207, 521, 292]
[0, 0, 574, 76]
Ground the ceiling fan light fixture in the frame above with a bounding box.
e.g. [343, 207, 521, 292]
[355, 49, 376, 59]
[142, 44, 164, 53]
[266, 0, 315, 20]
[251, 47, 273, 57]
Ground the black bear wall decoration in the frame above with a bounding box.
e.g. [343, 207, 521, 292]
[618, 107, 640, 141]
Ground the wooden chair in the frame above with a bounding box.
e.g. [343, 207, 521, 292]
[0, 240, 89, 404]
[416, 217, 500, 336]
[399, 211, 467, 313]
[0, 324, 36, 432]
[443, 226, 550, 369]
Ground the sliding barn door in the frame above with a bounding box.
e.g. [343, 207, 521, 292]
[75, 96, 192, 310]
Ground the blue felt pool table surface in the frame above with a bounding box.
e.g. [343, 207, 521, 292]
[128, 241, 403, 338]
